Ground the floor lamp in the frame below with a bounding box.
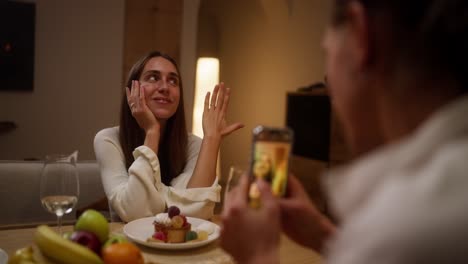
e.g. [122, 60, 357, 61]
[192, 58, 221, 177]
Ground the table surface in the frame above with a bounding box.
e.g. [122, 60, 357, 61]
[0, 221, 322, 264]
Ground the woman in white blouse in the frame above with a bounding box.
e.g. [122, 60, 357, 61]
[94, 51, 243, 222]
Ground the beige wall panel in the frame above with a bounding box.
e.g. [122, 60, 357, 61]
[0, 0, 125, 160]
[197, 0, 333, 180]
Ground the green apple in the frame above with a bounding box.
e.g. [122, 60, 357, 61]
[75, 209, 109, 243]
[103, 234, 128, 249]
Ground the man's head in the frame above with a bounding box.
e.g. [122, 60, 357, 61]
[323, 0, 468, 155]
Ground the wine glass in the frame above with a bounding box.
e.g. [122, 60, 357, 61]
[40, 152, 80, 234]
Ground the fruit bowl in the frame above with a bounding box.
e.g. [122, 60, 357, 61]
[9, 210, 144, 264]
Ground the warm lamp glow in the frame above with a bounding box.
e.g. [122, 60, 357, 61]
[192, 58, 220, 137]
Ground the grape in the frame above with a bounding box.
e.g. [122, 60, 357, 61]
[167, 206, 180, 218]
[185, 231, 198, 241]
[197, 231, 209, 241]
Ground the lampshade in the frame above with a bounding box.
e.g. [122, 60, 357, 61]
[192, 57, 220, 137]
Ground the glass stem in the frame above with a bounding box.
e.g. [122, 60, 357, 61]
[57, 215, 63, 234]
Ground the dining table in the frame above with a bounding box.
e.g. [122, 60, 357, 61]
[0, 217, 322, 264]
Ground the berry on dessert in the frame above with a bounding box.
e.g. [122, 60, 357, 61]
[153, 231, 167, 242]
[197, 230, 209, 241]
[185, 231, 198, 242]
[167, 205, 180, 218]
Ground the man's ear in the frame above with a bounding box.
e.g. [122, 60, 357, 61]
[347, 1, 373, 69]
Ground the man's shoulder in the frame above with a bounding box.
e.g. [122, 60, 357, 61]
[355, 139, 468, 235]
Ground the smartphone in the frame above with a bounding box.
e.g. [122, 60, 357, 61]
[248, 126, 293, 207]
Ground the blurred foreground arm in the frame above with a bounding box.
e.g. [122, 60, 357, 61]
[220, 175, 280, 264]
[279, 174, 336, 253]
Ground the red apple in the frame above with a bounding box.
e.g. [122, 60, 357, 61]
[70, 230, 102, 255]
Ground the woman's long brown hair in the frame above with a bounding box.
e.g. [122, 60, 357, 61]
[119, 51, 188, 185]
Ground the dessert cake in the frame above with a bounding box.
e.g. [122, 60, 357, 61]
[149, 205, 213, 244]
[152, 206, 191, 243]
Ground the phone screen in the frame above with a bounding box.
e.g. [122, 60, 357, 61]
[249, 127, 292, 207]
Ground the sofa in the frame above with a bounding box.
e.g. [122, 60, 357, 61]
[0, 160, 107, 227]
[0, 156, 330, 227]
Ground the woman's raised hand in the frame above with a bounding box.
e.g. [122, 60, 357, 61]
[202, 82, 244, 138]
[126, 80, 160, 133]
[187, 82, 243, 188]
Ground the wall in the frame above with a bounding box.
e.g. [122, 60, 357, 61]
[180, 0, 200, 131]
[0, 0, 125, 160]
[123, 0, 183, 82]
[197, 0, 333, 179]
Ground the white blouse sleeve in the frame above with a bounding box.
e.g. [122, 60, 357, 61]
[94, 128, 220, 222]
[94, 128, 166, 222]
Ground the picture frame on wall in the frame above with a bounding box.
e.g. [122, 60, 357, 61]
[0, 0, 36, 92]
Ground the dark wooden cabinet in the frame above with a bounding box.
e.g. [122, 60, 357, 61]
[286, 89, 350, 165]
[286, 90, 331, 162]
[286, 89, 350, 214]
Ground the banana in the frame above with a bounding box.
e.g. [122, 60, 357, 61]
[7, 246, 37, 264]
[34, 225, 103, 264]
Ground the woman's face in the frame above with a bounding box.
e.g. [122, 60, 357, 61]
[139, 56, 181, 120]
[253, 153, 272, 179]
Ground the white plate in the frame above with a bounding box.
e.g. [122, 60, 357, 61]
[123, 216, 220, 250]
[0, 248, 7, 264]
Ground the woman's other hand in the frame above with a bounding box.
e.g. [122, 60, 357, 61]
[187, 82, 243, 188]
[221, 174, 280, 264]
[279, 174, 336, 253]
[126, 80, 160, 133]
[202, 82, 243, 139]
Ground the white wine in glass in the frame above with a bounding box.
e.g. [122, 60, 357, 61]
[41, 195, 78, 216]
[40, 152, 80, 234]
